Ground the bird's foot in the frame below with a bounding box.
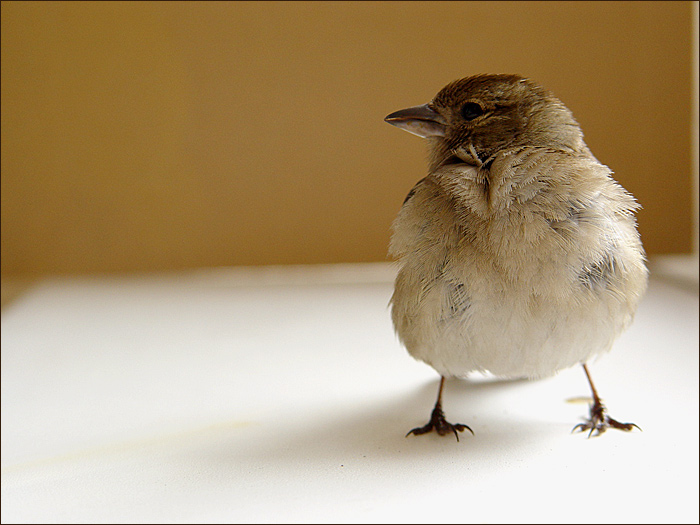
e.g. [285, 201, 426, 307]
[572, 398, 640, 438]
[406, 404, 473, 441]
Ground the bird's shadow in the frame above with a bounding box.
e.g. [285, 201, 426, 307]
[186, 375, 571, 473]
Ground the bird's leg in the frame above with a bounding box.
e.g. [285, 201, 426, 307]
[406, 376, 473, 441]
[572, 364, 640, 437]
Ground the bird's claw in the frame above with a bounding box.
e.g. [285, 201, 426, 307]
[406, 404, 473, 441]
[572, 399, 640, 438]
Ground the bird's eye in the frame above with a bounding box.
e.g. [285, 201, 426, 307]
[461, 102, 483, 121]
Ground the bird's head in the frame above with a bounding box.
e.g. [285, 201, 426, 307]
[385, 74, 584, 172]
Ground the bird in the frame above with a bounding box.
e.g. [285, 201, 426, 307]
[384, 74, 648, 439]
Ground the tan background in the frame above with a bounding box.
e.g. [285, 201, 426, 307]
[1, 1, 695, 277]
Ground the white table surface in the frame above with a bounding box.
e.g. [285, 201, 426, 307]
[1, 260, 698, 524]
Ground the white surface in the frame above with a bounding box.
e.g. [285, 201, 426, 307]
[1, 263, 698, 524]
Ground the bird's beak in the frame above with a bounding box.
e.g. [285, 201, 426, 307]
[384, 103, 446, 138]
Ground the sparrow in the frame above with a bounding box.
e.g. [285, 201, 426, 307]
[385, 74, 648, 439]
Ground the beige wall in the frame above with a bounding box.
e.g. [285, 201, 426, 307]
[1, 1, 695, 276]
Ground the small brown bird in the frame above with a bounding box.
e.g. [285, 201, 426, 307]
[385, 74, 648, 439]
